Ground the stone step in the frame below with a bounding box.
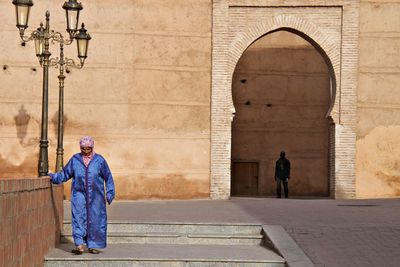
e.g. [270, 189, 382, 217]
[44, 243, 285, 267]
[61, 231, 264, 245]
[63, 221, 263, 235]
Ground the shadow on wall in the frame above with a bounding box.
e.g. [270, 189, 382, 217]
[13, 105, 40, 147]
[0, 153, 38, 178]
[0, 106, 41, 178]
[231, 31, 331, 197]
[51, 111, 69, 138]
[14, 105, 31, 144]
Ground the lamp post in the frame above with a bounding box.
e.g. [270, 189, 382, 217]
[12, 0, 91, 176]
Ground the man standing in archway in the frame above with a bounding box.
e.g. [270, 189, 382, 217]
[275, 151, 291, 198]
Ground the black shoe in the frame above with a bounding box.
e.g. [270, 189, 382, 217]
[71, 248, 83, 255]
[88, 248, 101, 254]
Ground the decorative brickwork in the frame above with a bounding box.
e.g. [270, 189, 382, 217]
[211, 0, 359, 199]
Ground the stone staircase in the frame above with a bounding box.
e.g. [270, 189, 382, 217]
[44, 221, 286, 266]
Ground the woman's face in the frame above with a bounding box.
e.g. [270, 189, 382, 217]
[81, 146, 93, 156]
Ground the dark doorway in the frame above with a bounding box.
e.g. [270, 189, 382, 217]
[231, 162, 259, 196]
[231, 31, 331, 197]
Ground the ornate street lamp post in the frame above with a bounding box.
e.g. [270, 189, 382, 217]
[53, 23, 91, 173]
[12, 0, 91, 176]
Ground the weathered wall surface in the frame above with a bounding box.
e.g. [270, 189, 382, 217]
[232, 31, 331, 196]
[2, 0, 400, 200]
[356, 0, 400, 198]
[0, 0, 211, 199]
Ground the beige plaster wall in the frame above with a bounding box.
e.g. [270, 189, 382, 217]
[356, 0, 400, 198]
[232, 31, 331, 196]
[2, 0, 399, 200]
[0, 0, 212, 199]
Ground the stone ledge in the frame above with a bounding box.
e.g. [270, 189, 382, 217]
[263, 225, 314, 267]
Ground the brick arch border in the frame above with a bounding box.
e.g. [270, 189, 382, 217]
[210, 1, 359, 200]
[228, 19, 339, 121]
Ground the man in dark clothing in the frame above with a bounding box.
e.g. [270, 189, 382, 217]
[275, 151, 291, 198]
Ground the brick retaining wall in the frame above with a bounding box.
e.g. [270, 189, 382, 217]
[0, 177, 63, 267]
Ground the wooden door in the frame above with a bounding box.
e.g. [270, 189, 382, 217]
[231, 162, 259, 196]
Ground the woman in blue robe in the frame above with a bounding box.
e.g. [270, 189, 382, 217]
[50, 136, 115, 254]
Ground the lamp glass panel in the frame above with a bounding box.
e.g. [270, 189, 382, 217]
[66, 10, 79, 31]
[34, 38, 44, 56]
[77, 38, 89, 58]
[16, 6, 30, 27]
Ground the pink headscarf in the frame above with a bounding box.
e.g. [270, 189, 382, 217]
[80, 136, 94, 148]
[80, 136, 95, 167]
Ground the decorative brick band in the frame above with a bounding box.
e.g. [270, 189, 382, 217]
[211, 0, 358, 199]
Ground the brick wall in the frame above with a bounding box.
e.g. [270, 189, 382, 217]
[0, 177, 63, 267]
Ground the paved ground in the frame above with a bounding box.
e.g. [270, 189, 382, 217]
[64, 197, 400, 267]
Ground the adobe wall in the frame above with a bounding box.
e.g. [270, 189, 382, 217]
[1, 0, 399, 200]
[0, 0, 212, 200]
[356, 0, 400, 198]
